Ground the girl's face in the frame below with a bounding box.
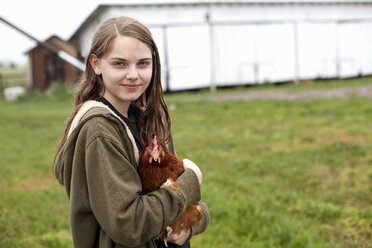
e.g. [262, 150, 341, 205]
[90, 35, 153, 115]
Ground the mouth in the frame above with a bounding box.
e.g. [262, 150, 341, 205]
[122, 84, 140, 90]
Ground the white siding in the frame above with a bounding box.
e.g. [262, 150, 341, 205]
[298, 23, 338, 78]
[339, 22, 368, 77]
[361, 22, 372, 75]
[166, 25, 211, 90]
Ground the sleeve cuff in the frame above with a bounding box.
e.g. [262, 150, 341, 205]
[176, 168, 201, 207]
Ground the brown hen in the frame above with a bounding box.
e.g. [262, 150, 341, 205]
[138, 136, 203, 242]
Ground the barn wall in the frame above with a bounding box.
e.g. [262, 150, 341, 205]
[28, 37, 80, 90]
[77, 9, 111, 57]
[63, 63, 79, 83]
[74, 3, 372, 91]
[48, 37, 80, 84]
[30, 47, 50, 91]
[27, 55, 33, 88]
[213, 23, 297, 85]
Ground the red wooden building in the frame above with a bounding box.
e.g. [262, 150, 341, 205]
[26, 35, 81, 91]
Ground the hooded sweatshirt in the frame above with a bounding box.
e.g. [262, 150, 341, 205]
[54, 100, 209, 248]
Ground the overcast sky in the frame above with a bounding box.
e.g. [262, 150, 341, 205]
[0, 0, 142, 65]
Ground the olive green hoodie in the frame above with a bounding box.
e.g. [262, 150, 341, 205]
[54, 101, 209, 248]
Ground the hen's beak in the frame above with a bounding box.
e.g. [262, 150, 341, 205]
[150, 151, 161, 163]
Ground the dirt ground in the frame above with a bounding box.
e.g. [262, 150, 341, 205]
[215, 84, 372, 101]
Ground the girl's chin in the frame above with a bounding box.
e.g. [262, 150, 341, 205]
[119, 93, 142, 102]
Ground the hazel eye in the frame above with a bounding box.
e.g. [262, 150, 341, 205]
[113, 61, 127, 68]
[115, 62, 124, 66]
[138, 60, 151, 68]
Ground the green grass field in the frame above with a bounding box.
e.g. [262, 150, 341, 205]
[1, 78, 372, 247]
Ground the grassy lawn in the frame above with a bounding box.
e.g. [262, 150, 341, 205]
[203, 75, 372, 95]
[1, 78, 372, 247]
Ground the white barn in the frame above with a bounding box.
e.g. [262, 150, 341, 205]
[69, 0, 372, 91]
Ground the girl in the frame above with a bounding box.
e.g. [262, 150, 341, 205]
[53, 17, 209, 248]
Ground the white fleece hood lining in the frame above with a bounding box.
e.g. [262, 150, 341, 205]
[67, 100, 139, 164]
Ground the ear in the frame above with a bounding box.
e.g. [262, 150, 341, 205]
[89, 54, 102, 75]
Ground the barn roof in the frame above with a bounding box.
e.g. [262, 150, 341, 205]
[25, 35, 68, 54]
[69, 0, 372, 41]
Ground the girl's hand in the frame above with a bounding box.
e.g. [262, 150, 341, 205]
[167, 228, 191, 245]
[182, 159, 202, 185]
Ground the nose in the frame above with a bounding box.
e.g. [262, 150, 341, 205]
[126, 65, 139, 80]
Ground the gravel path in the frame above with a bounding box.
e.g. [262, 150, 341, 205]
[215, 84, 372, 101]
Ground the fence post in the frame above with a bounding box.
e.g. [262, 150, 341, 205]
[206, 13, 216, 92]
[293, 20, 300, 84]
[335, 21, 341, 78]
[0, 73, 3, 95]
[162, 25, 170, 92]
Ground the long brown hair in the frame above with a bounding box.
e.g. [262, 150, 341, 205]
[54, 16, 171, 161]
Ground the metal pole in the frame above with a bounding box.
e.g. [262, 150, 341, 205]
[335, 21, 341, 78]
[206, 13, 216, 92]
[293, 20, 300, 84]
[0, 73, 3, 94]
[162, 25, 170, 92]
[253, 41, 259, 84]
